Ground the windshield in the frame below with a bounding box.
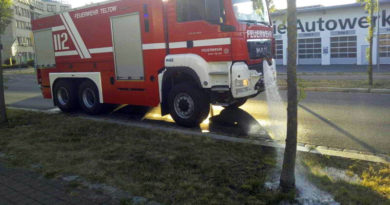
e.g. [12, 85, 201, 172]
[232, 0, 270, 25]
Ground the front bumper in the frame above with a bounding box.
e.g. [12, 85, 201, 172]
[231, 60, 275, 98]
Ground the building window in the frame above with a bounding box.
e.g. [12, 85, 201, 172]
[17, 37, 32, 47]
[176, 0, 206, 22]
[36, 2, 44, 11]
[28, 52, 34, 60]
[275, 40, 283, 59]
[298, 38, 321, 59]
[31, 12, 40, 20]
[379, 34, 390, 57]
[47, 5, 56, 12]
[14, 6, 19, 15]
[330, 36, 357, 58]
[60, 6, 69, 11]
[15, 7, 31, 18]
[16, 20, 32, 30]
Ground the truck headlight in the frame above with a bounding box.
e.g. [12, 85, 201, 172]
[236, 79, 249, 87]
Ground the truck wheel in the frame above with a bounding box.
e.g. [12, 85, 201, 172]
[78, 80, 103, 115]
[224, 99, 247, 109]
[168, 84, 210, 127]
[53, 80, 78, 112]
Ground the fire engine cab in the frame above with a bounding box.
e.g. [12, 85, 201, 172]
[32, 0, 275, 127]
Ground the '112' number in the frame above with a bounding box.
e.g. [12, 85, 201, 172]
[53, 33, 69, 51]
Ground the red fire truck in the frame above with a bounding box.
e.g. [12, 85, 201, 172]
[32, 0, 275, 127]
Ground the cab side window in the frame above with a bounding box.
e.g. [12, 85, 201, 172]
[176, 0, 206, 22]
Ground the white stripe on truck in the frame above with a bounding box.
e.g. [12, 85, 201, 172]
[142, 38, 231, 50]
[60, 14, 84, 59]
[142, 43, 166, 50]
[52, 25, 66, 32]
[89, 47, 113, 54]
[55, 50, 78, 57]
[193, 38, 231, 47]
[62, 12, 91, 59]
[54, 47, 114, 56]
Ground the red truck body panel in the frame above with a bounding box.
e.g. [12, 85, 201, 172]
[32, 0, 273, 107]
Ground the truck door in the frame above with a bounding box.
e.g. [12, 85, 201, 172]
[167, 0, 231, 61]
[109, 1, 165, 107]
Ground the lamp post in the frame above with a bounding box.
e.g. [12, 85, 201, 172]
[0, 38, 2, 66]
[376, 0, 380, 71]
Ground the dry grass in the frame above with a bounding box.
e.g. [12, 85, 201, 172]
[300, 153, 390, 205]
[0, 110, 285, 204]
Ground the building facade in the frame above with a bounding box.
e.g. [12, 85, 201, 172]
[0, 0, 71, 65]
[271, 1, 390, 66]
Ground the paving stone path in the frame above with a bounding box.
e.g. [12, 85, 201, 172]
[0, 163, 117, 205]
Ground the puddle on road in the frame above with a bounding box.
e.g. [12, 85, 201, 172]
[115, 104, 270, 139]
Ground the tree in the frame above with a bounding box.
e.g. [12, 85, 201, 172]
[0, 0, 13, 125]
[280, 0, 297, 192]
[255, 0, 276, 13]
[357, 0, 378, 86]
[266, 0, 276, 13]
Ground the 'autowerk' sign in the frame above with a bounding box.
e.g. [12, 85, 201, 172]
[273, 9, 390, 34]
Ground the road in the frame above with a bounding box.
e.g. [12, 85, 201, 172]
[4, 72, 390, 155]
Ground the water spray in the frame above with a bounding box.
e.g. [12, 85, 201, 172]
[262, 59, 339, 205]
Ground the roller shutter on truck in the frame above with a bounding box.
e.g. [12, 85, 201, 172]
[33, 29, 55, 68]
[111, 12, 145, 81]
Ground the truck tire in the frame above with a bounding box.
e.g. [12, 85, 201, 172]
[168, 83, 210, 127]
[224, 98, 247, 109]
[53, 80, 78, 112]
[78, 80, 103, 115]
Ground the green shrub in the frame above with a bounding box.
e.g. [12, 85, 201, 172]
[1, 64, 25, 69]
[27, 59, 34, 67]
[3, 58, 16, 65]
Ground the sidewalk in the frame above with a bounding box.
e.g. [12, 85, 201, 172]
[276, 64, 390, 73]
[278, 73, 390, 80]
[0, 162, 115, 205]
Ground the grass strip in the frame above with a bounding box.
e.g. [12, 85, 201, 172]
[0, 110, 286, 204]
[1, 110, 389, 204]
[300, 152, 390, 204]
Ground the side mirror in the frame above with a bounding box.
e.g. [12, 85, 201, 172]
[205, 0, 221, 24]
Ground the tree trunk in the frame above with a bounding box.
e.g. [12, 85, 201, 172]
[368, 1, 374, 86]
[0, 39, 7, 125]
[280, 0, 298, 192]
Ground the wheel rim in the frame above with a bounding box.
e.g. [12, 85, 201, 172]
[57, 87, 69, 106]
[82, 88, 96, 109]
[174, 93, 195, 119]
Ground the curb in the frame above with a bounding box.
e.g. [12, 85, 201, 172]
[279, 86, 390, 94]
[79, 116, 390, 164]
[277, 72, 390, 75]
